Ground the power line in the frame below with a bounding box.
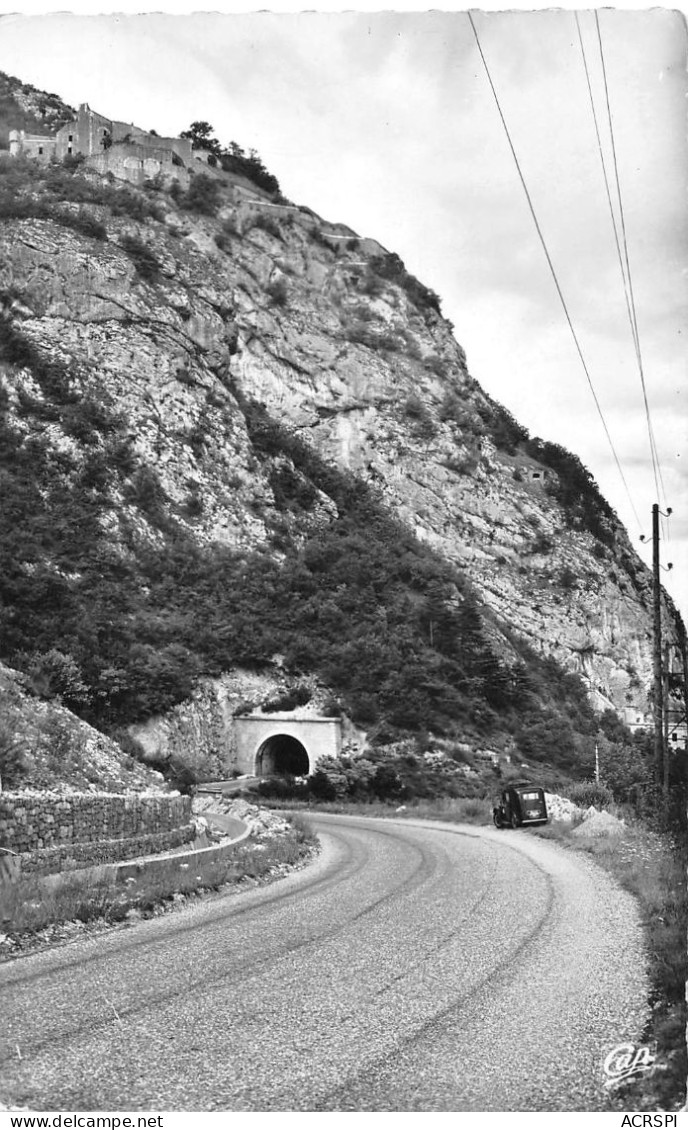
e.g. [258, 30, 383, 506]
[467, 11, 643, 532]
[574, 14, 636, 347]
[593, 11, 670, 534]
[575, 13, 663, 512]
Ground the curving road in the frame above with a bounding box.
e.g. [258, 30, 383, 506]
[0, 814, 649, 1111]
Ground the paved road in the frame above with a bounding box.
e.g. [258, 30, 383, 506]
[0, 815, 649, 1111]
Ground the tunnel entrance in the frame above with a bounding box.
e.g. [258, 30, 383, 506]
[255, 734, 310, 777]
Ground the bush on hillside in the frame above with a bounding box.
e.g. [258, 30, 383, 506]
[62, 152, 86, 169]
[183, 173, 222, 216]
[247, 212, 282, 240]
[119, 234, 160, 280]
[366, 252, 441, 316]
[219, 147, 281, 196]
[179, 122, 281, 196]
[21, 648, 91, 709]
[262, 684, 312, 713]
[266, 277, 288, 307]
[0, 157, 160, 223]
[566, 780, 615, 810]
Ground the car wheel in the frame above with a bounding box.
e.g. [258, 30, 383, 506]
[493, 811, 502, 829]
[510, 812, 519, 830]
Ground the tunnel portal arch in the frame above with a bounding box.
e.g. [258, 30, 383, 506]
[255, 733, 311, 777]
[234, 716, 342, 777]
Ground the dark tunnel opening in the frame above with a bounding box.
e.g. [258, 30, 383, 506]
[256, 734, 310, 777]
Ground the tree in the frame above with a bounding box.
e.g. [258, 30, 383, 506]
[180, 122, 221, 156]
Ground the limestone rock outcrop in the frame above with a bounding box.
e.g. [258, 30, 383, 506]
[0, 139, 681, 770]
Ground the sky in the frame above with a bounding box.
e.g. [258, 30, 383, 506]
[0, 5, 686, 617]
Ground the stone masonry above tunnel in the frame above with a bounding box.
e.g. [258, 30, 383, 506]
[233, 715, 342, 776]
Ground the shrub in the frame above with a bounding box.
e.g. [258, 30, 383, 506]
[183, 173, 222, 216]
[438, 393, 477, 431]
[372, 762, 406, 800]
[288, 812, 316, 843]
[397, 328, 423, 360]
[489, 402, 529, 454]
[366, 252, 441, 316]
[359, 270, 385, 299]
[119, 234, 160, 281]
[62, 152, 85, 169]
[403, 397, 437, 440]
[266, 277, 288, 307]
[567, 780, 615, 810]
[169, 181, 184, 205]
[109, 728, 147, 763]
[184, 491, 204, 517]
[322, 694, 342, 717]
[215, 217, 240, 252]
[0, 191, 108, 241]
[559, 566, 578, 590]
[531, 532, 554, 555]
[306, 768, 337, 801]
[166, 759, 198, 795]
[269, 463, 318, 512]
[23, 648, 91, 709]
[443, 451, 479, 476]
[124, 466, 167, 518]
[424, 354, 449, 378]
[404, 394, 425, 420]
[262, 684, 312, 712]
[343, 319, 375, 346]
[218, 146, 281, 196]
[248, 212, 282, 240]
[48, 207, 107, 241]
[346, 303, 374, 324]
[61, 209, 107, 241]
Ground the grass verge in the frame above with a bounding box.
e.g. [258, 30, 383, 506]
[0, 815, 317, 953]
[530, 819, 686, 1111]
[260, 794, 493, 825]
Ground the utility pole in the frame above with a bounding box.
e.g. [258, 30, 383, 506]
[594, 740, 600, 785]
[678, 620, 688, 825]
[651, 504, 664, 794]
[662, 641, 670, 805]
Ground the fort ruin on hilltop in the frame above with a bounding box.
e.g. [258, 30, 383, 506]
[9, 101, 214, 187]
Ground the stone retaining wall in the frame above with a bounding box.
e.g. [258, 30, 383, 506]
[19, 825, 196, 876]
[0, 793, 194, 876]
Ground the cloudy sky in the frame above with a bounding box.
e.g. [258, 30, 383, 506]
[0, 7, 686, 615]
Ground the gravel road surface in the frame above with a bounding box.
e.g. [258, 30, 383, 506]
[0, 814, 649, 1111]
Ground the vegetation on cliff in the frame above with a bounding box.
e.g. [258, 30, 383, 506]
[0, 294, 636, 782]
[0, 117, 676, 806]
[0, 71, 74, 150]
[180, 119, 282, 196]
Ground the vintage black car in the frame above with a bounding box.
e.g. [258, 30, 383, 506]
[493, 782, 549, 829]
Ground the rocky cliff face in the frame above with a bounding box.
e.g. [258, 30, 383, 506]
[0, 126, 680, 779]
[0, 663, 165, 792]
